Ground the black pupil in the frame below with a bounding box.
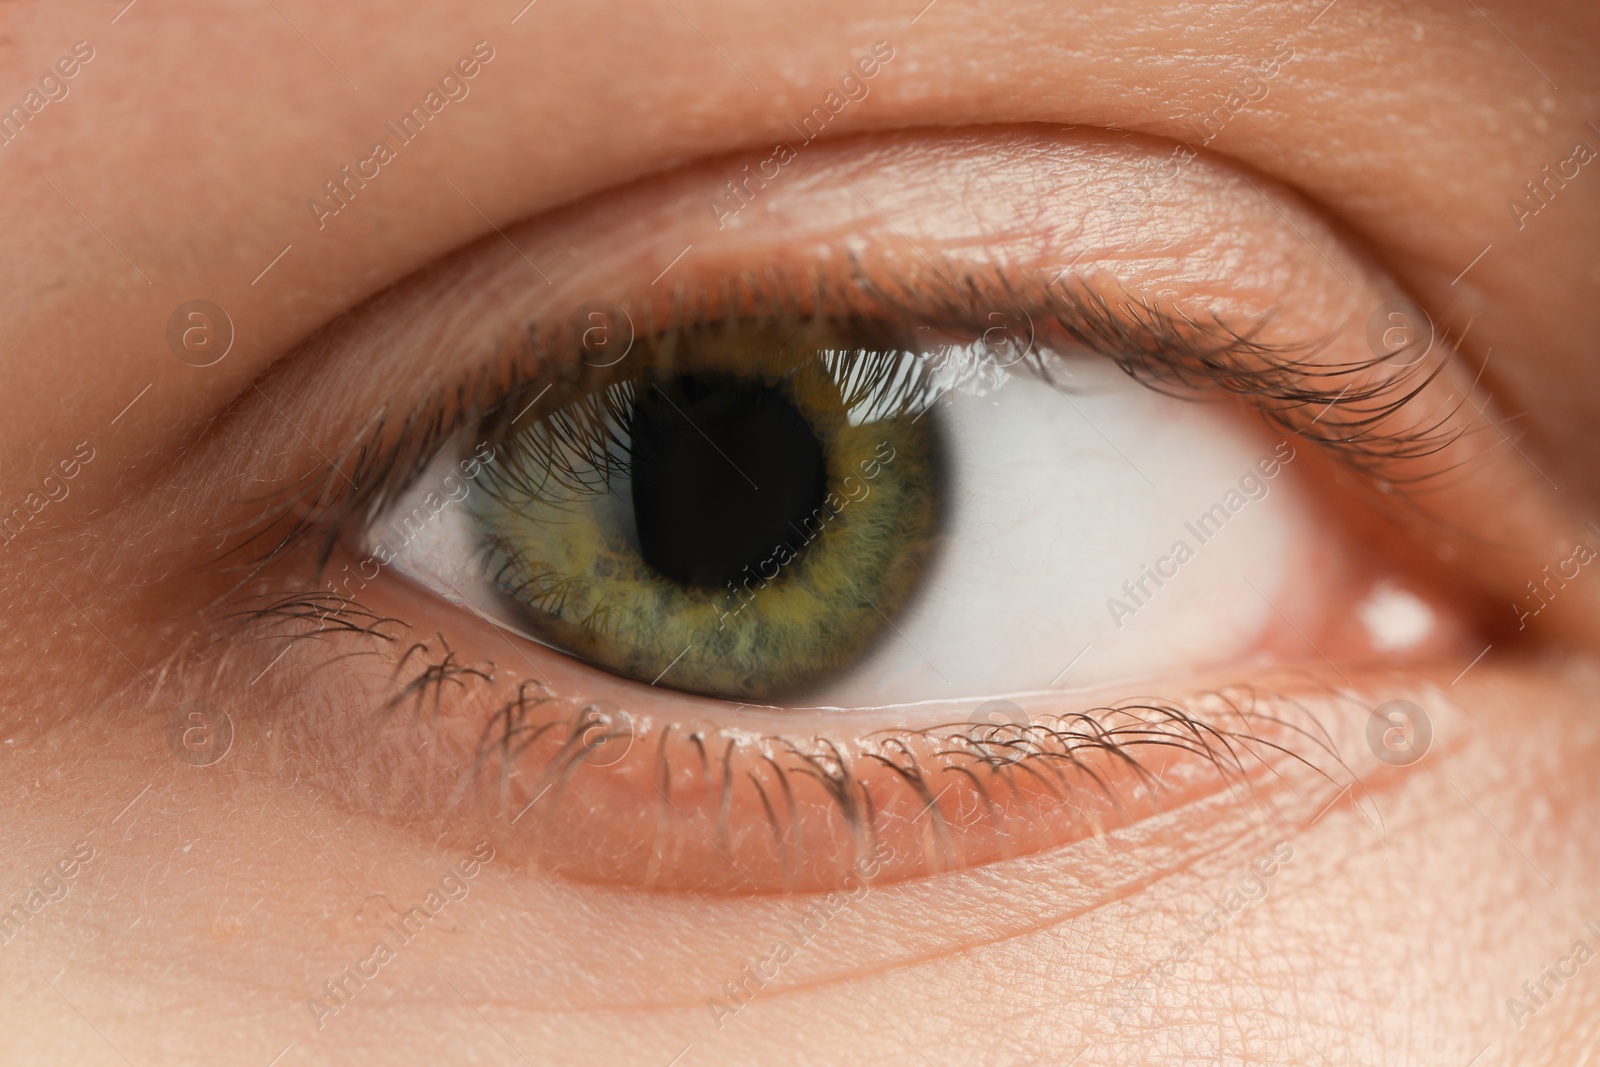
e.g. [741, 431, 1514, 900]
[630, 374, 827, 589]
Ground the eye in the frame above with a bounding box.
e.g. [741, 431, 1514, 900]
[236, 129, 1515, 895]
[377, 313, 1430, 710]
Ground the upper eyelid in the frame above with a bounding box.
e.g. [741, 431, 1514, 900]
[207, 124, 1573, 644]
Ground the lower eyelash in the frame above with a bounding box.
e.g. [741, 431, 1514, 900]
[230, 586, 1352, 890]
[475, 677, 1347, 892]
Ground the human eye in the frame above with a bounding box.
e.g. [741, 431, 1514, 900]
[211, 127, 1547, 899]
[384, 312, 1327, 707]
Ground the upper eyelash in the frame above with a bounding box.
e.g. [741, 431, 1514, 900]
[219, 260, 1455, 592]
[478, 335, 943, 512]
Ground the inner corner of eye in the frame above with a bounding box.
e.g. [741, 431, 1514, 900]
[364, 316, 1416, 712]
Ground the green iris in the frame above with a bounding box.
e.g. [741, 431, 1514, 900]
[470, 321, 947, 702]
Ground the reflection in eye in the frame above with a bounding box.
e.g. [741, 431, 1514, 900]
[377, 308, 1365, 708]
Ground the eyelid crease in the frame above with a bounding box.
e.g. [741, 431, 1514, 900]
[219, 259, 1458, 591]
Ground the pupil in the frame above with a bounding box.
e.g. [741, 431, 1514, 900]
[630, 373, 827, 589]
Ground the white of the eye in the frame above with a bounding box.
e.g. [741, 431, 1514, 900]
[1356, 580, 1435, 653]
[810, 349, 1320, 708]
[365, 447, 496, 612]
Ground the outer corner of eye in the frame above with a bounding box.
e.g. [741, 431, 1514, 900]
[347, 298, 1477, 895]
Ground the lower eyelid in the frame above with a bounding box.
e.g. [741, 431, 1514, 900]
[235, 577, 1435, 896]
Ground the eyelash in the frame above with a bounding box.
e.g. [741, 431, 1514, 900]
[214, 259, 1430, 860]
[229, 263, 1449, 582]
[228, 586, 1351, 880]
[477, 334, 942, 516]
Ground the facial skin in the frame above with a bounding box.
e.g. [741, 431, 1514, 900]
[1, 0, 1599, 1064]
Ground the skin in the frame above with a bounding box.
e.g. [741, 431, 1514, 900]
[1, 0, 1599, 1064]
